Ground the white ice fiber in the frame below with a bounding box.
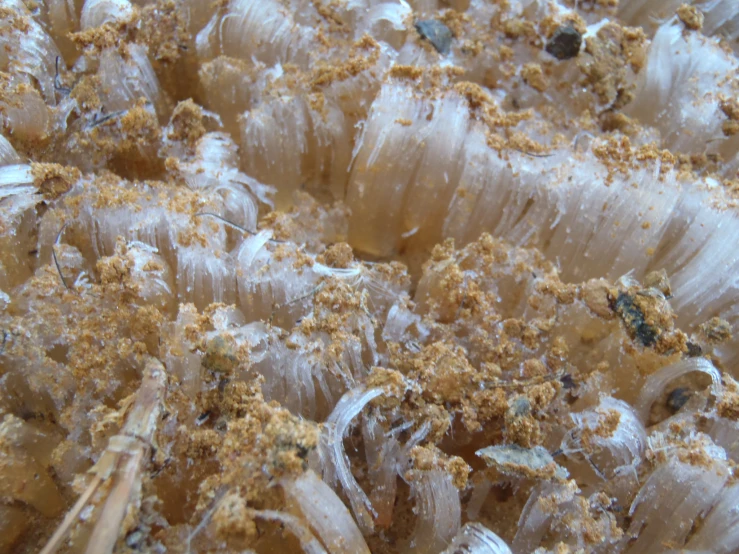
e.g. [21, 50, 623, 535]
[441, 522, 513, 554]
[635, 358, 722, 423]
[319, 386, 383, 533]
[282, 470, 371, 554]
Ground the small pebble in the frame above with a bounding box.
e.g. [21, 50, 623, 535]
[685, 341, 703, 357]
[560, 374, 576, 390]
[545, 26, 582, 60]
[126, 530, 144, 548]
[508, 396, 531, 418]
[477, 444, 568, 479]
[415, 20, 453, 55]
[666, 387, 692, 413]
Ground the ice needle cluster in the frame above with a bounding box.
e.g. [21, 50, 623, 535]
[1, 0, 739, 553]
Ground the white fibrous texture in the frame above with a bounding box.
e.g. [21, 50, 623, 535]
[685, 482, 739, 554]
[1, 0, 739, 553]
[442, 522, 513, 554]
[0, 164, 35, 200]
[0, 1, 62, 103]
[560, 396, 646, 489]
[705, 413, 739, 462]
[624, 455, 730, 553]
[619, 0, 739, 42]
[635, 358, 724, 422]
[282, 470, 372, 554]
[80, 0, 134, 30]
[0, 135, 20, 165]
[97, 44, 162, 112]
[208, 1, 312, 64]
[407, 469, 462, 553]
[626, 19, 738, 152]
[320, 387, 384, 532]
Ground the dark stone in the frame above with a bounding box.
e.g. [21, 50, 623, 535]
[560, 374, 576, 389]
[415, 19, 453, 55]
[545, 26, 582, 60]
[125, 529, 144, 549]
[613, 292, 658, 347]
[685, 341, 703, 357]
[509, 396, 531, 417]
[666, 387, 692, 413]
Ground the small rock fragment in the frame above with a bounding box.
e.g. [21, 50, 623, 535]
[685, 341, 703, 357]
[666, 387, 691, 413]
[415, 20, 453, 55]
[476, 444, 568, 480]
[545, 25, 582, 60]
[560, 374, 576, 390]
[508, 396, 531, 418]
[613, 292, 659, 347]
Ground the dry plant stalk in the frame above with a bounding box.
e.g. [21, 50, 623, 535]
[40, 358, 166, 554]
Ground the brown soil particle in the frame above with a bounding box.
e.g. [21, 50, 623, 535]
[31, 163, 81, 201]
[166, 99, 206, 147]
[316, 242, 354, 268]
[677, 4, 704, 31]
[717, 376, 739, 420]
[521, 63, 549, 92]
[699, 317, 733, 344]
[578, 23, 646, 108]
[720, 96, 739, 136]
